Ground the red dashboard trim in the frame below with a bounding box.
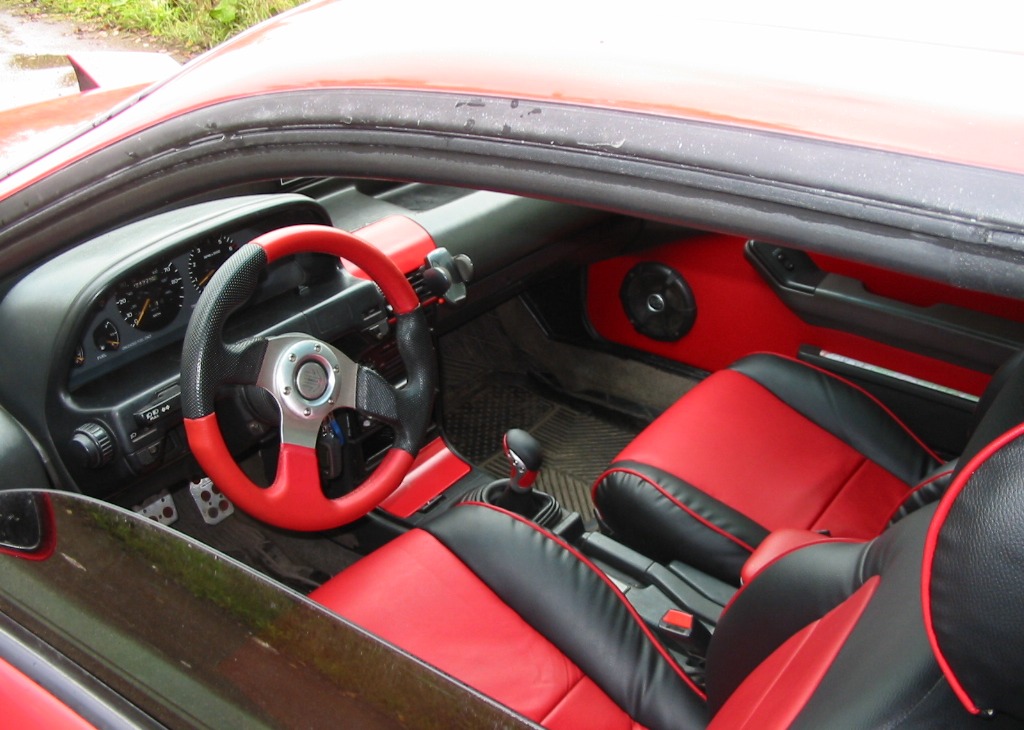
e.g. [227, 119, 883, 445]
[380, 437, 471, 518]
[352, 215, 437, 276]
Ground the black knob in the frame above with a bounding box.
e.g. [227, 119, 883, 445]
[503, 428, 542, 491]
[70, 423, 115, 469]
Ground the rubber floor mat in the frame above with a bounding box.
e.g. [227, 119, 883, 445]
[443, 375, 641, 522]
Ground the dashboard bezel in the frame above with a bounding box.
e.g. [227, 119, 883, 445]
[70, 200, 335, 389]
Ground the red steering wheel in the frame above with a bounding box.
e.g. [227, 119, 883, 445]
[180, 225, 436, 530]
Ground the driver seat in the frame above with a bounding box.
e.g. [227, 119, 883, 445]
[310, 424, 1024, 729]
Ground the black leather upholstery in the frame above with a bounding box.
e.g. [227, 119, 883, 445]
[426, 505, 708, 728]
[929, 428, 1024, 721]
[957, 350, 1024, 469]
[595, 352, 1024, 585]
[793, 507, 965, 728]
[706, 538, 869, 711]
[731, 354, 938, 484]
[595, 462, 768, 581]
[708, 501, 1001, 727]
[320, 427, 1024, 728]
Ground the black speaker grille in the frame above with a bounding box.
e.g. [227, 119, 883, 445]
[619, 262, 696, 341]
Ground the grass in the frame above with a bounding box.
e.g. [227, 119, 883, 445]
[20, 0, 310, 55]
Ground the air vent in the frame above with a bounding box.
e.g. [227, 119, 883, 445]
[406, 267, 433, 303]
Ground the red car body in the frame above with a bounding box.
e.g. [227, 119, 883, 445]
[5, 1, 1024, 184]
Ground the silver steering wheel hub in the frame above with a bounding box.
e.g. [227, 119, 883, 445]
[256, 335, 359, 447]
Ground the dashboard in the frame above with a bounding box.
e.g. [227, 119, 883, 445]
[0, 193, 397, 501]
[0, 181, 612, 511]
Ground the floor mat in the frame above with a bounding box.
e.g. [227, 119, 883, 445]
[441, 311, 644, 522]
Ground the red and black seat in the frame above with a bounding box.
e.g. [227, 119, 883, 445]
[592, 351, 1024, 584]
[311, 422, 1024, 728]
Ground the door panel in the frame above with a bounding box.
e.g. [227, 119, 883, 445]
[586, 232, 1024, 398]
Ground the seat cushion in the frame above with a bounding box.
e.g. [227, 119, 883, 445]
[313, 504, 707, 730]
[594, 354, 940, 583]
[312, 529, 629, 728]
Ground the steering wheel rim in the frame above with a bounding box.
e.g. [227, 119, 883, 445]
[180, 224, 436, 530]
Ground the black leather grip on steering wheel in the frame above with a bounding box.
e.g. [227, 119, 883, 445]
[356, 309, 437, 454]
[181, 243, 270, 418]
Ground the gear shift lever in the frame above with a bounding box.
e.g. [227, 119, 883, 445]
[504, 428, 542, 492]
[462, 428, 560, 527]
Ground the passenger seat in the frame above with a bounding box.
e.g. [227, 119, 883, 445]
[592, 351, 1024, 584]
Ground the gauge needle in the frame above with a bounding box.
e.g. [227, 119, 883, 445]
[135, 298, 152, 327]
[198, 270, 216, 288]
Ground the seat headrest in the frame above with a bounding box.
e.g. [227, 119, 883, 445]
[922, 422, 1024, 721]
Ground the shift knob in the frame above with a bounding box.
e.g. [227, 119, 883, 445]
[503, 428, 542, 492]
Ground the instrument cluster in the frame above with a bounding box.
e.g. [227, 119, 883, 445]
[72, 232, 243, 385]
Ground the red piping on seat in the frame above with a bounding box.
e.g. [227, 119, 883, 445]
[921, 421, 1024, 715]
[740, 529, 863, 585]
[460, 501, 708, 701]
[592, 467, 757, 554]
[750, 351, 942, 465]
[882, 468, 955, 526]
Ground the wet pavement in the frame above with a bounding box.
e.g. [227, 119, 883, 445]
[0, 8, 160, 111]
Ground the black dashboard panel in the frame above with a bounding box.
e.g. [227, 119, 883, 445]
[0, 194, 392, 499]
[0, 182, 618, 508]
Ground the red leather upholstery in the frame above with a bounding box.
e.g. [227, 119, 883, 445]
[307, 354, 1024, 728]
[312, 529, 638, 729]
[312, 492, 1002, 728]
[593, 353, 945, 583]
[617, 369, 914, 535]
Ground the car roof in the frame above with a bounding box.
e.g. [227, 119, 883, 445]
[3, 0, 1024, 194]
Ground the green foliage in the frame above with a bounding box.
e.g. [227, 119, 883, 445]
[22, 0, 309, 54]
[209, 0, 238, 25]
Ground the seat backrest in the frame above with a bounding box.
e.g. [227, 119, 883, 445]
[961, 348, 1024, 468]
[923, 421, 1024, 720]
[703, 421, 1024, 728]
[892, 348, 1024, 523]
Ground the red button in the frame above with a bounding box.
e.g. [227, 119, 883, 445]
[661, 609, 693, 631]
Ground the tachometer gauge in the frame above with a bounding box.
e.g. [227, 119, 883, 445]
[189, 234, 237, 292]
[93, 320, 120, 352]
[114, 261, 184, 332]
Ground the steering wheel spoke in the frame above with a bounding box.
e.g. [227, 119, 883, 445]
[355, 365, 401, 428]
[226, 337, 272, 384]
[256, 334, 358, 448]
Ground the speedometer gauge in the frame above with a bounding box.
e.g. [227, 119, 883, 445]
[114, 261, 184, 332]
[189, 234, 237, 292]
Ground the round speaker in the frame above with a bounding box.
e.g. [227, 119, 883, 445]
[619, 262, 696, 341]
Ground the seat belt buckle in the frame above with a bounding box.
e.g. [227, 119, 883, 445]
[658, 608, 711, 655]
